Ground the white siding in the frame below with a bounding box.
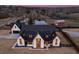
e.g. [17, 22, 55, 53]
[11, 24, 20, 34]
[33, 34, 44, 48]
[17, 36, 25, 46]
[53, 36, 60, 46]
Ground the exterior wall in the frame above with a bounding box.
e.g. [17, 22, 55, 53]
[11, 24, 20, 34]
[17, 36, 25, 46]
[33, 34, 44, 48]
[53, 36, 60, 46]
[33, 38, 36, 48]
[41, 39, 44, 48]
[15, 34, 61, 48]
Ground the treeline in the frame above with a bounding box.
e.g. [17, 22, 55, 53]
[0, 5, 79, 19]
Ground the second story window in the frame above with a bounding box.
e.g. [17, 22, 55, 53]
[29, 34, 32, 38]
[45, 34, 48, 38]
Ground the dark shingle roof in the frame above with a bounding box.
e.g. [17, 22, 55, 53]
[20, 23, 57, 41]
[10, 20, 22, 29]
[21, 23, 58, 32]
[21, 31, 56, 42]
[13, 21, 58, 41]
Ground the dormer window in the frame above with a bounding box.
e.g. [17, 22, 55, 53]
[45, 34, 48, 38]
[29, 34, 32, 38]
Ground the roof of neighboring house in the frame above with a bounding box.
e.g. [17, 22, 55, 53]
[55, 20, 65, 22]
[10, 20, 22, 29]
[34, 20, 48, 25]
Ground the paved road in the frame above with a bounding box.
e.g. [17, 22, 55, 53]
[0, 17, 19, 27]
[0, 34, 20, 39]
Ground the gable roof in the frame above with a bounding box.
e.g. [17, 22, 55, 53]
[33, 34, 44, 40]
[53, 36, 60, 40]
[18, 36, 24, 39]
[11, 24, 20, 31]
[11, 20, 22, 29]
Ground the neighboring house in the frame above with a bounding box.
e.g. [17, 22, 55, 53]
[11, 24, 20, 34]
[34, 20, 48, 25]
[54, 20, 65, 27]
[11, 21, 22, 34]
[20, 18, 29, 25]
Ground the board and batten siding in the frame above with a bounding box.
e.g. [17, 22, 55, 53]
[17, 36, 25, 46]
[33, 34, 44, 48]
[53, 36, 60, 46]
